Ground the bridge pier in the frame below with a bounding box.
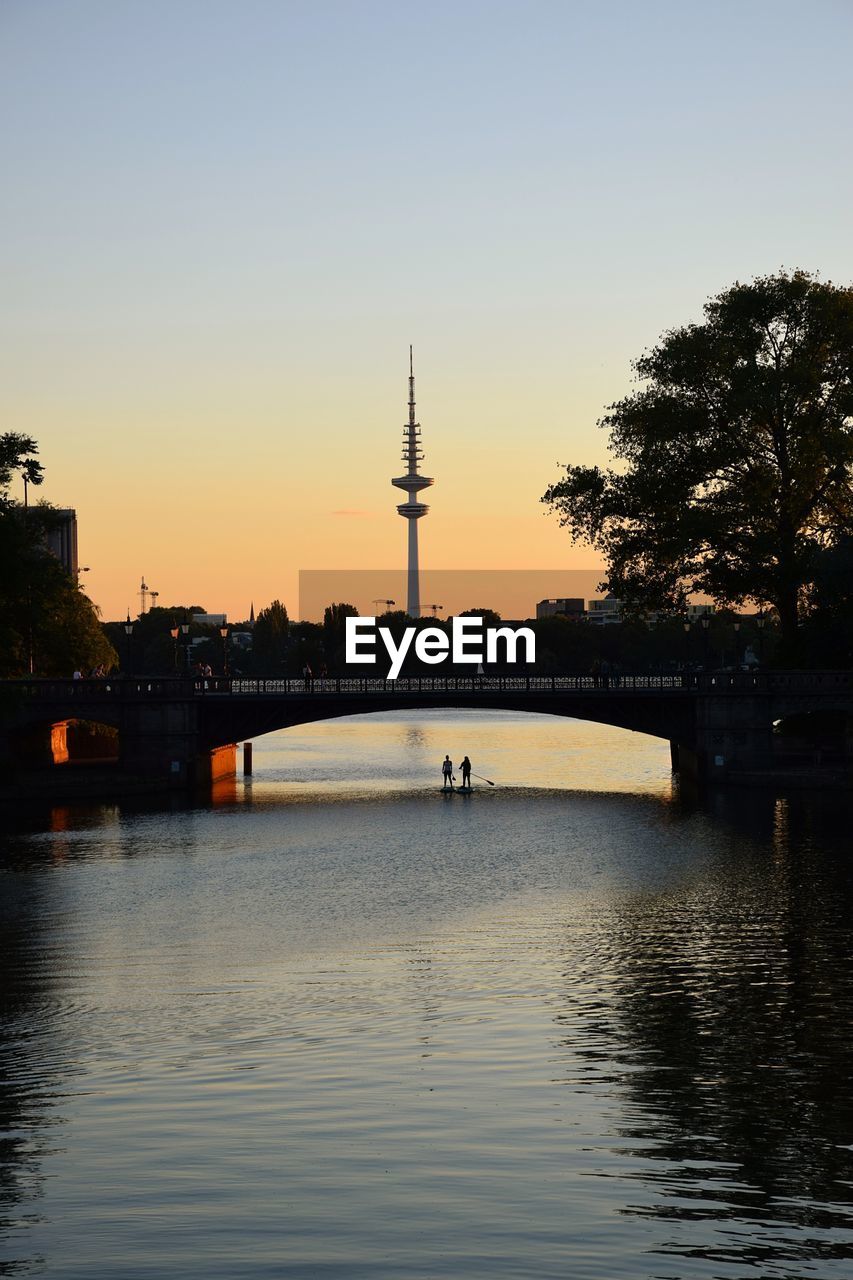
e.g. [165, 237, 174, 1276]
[199, 744, 238, 785]
[118, 698, 237, 789]
[693, 691, 774, 778]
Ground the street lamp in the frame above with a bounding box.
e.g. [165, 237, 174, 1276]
[733, 618, 741, 668]
[180, 622, 191, 671]
[170, 622, 180, 671]
[701, 612, 711, 671]
[757, 611, 766, 665]
[124, 611, 134, 675]
[220, 624, 229, 676]
[682, 619, 691, 668]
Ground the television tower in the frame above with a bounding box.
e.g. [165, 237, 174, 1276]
[392, 347, 433, 617]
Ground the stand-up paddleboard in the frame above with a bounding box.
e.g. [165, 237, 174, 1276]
[439, 787, 474, 794]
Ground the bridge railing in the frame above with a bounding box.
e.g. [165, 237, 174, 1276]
[209, 673, 694, 696]
[8, 677, 193, 700]
[6, 670, 852, 700]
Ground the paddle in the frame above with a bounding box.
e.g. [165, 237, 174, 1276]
[471, 772, 495, 786]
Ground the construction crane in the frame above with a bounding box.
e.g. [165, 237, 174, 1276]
[139, 579, 159, 615]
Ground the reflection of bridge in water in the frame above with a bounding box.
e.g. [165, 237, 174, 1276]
[2, 671, 852, 793]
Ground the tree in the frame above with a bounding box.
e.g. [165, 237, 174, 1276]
[459, 608, 502, 627]
[0, 507, 117, 677]
[0, 433, 117, 676]
[31, 574, 117, 676]
[800, 535, 853, 667]
[0, 433, 43, 502]
[542, 271, 853, 653]
[252, 600, 290, 672]
[323, 602, 359, 672]
[323, 601, 359, 636]
[102, 606, 208, 674]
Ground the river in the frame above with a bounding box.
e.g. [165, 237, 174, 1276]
[2, 710, 853, 1278]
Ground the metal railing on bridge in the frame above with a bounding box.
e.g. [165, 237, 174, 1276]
[212, 674, 693, 696]
[7, 670, 852, 701]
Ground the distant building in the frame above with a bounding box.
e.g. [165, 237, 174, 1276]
[192, 613, 227, 627]
[46, 509, 78, 578]
[587, 594, 622, 624]
[686, 603, 716, 619]
[536, 598, 585, 620]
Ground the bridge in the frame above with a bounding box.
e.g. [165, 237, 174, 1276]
[1, 670, 852, 794]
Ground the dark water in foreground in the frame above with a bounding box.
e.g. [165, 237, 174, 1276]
[2, 711, 853, 1279]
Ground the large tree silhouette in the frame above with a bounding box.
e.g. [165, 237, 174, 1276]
[543, 271, 853, 651]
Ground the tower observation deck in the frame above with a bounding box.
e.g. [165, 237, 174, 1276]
[392, 347, 433, 618]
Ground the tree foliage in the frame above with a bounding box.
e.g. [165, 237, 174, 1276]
[252, 600, 290, 672]
[0, 434, 43, 499]
[323, 602, 359, 635]
[542, 271, 853, 650]
[459, 608, 502, 626]
[0, 435, 117, 676]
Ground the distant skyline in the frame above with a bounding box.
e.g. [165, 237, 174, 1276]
[2, 0, 852, 619]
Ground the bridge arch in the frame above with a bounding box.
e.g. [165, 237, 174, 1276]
[198, 687, 697, 755]
[10, 716, 120, 768]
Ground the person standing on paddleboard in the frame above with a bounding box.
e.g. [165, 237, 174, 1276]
[442, 755, 454, 790]
[460, 756, 472, 788]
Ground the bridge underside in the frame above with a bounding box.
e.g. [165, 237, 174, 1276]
[198, 691, 698, 753]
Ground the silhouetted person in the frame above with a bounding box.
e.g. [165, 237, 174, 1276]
[442, 755, 454, 790]
[460, 756, 472, 788]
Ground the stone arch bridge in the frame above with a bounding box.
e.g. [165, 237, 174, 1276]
[1, 671, 852, 792]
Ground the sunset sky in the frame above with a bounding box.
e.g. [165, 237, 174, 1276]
[2, 0, 852, 621]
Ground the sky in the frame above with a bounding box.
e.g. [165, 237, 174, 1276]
[2, 0, 852, 621]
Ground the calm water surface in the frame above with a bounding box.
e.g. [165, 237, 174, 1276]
[2, 710, 853, 1278]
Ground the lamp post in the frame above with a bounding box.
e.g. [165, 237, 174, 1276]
[220, 624, 229, 676]
[701, 612, 711, 671]
[124, 611, 134, 675]
[23, 477, 33, 671]
[170, 623, 180, 671]
[180, 622, 191, 672]
[757, 611, 766, 665]
[682, 619, 691, 670]
[733, 619, 741, 668]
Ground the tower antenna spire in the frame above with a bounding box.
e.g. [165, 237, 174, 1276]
[392, 347, 433, 618]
